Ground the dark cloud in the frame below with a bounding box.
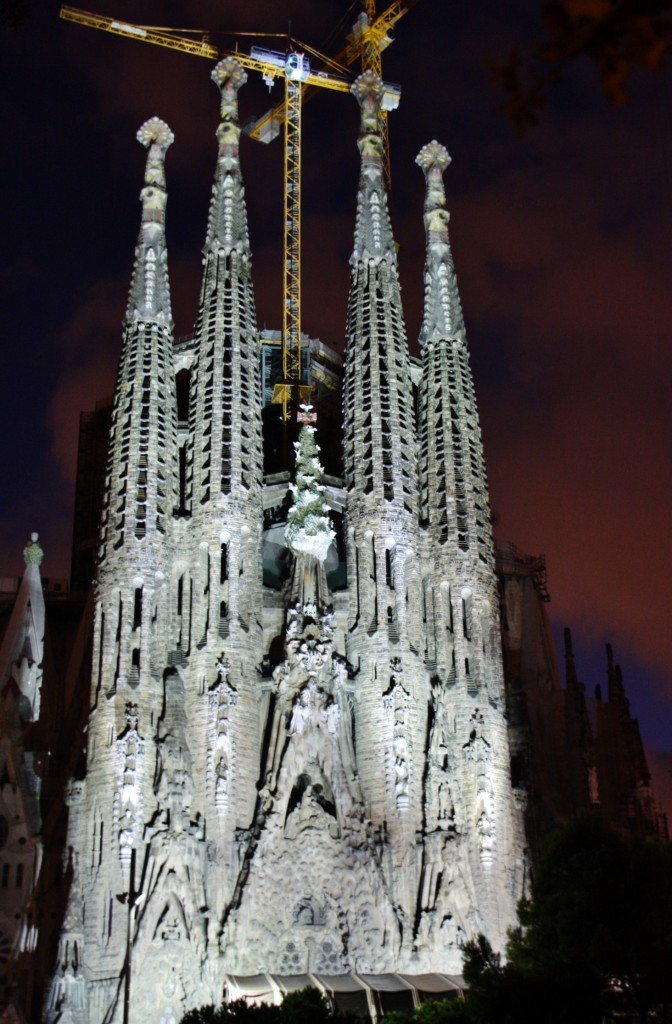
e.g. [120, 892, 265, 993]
[1, 0, 670, 763]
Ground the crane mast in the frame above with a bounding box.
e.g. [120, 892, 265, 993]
[246, 0, 419, 191]
[281, 70, 303, 413]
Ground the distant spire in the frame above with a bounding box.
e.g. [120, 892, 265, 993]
[126, 117, 174, 325]
[0, 534, 45, 721]
[416, 140, 465, 346]
[350, 71, 396, 263]
[22, 532, 43, 567]
[204, 57, 250, 254]
[606, 643, 627, 705]
[564, 626, 579, 690]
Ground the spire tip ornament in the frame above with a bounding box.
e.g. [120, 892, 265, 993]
[212, 57, 247, 125]
[23, 532, 43, 567]
[137, 116, 174, 193]
[137, 116, 174, 152]
[416, 139, 451, 175]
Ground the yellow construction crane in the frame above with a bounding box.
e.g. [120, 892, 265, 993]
[59, 6, 401, 421]
[246, 0, 419, 191]
[59, 7, 217, 57]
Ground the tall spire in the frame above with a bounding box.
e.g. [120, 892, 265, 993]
[350, 71, 396, 263]
[416, 140, 492, 570]
[415, 140, 524, 959]
[184, 56, 263, 838]
[98, 117, 178, 572]
[416, 140, 465, 346]
[342, 72, 423, 926]
[187, 57, 262, 517]
[204, 58, 250, 254]
[126, 117, 174, 324]
[344, 71, 417, 521]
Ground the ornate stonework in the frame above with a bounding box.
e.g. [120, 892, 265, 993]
[46, 62, 525, 1024]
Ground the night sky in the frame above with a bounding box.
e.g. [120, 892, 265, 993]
[2, 1, 671, 815]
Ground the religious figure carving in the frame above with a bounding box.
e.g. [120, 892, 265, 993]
[383, 658, 411, 811]
[208, 655, 237, 816]
[115, 702, 145, 868]
[284, 783, 340, 840]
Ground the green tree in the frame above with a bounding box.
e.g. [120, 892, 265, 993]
[382, 997, 473, 1023]
[280, 986, 333, 1024]
[463, 813, 672, 1023]
[180, 999, 281, 1024]
[0, 0, 27, 28]
[491, 0, 672, 130]
[179, 987, 359, 1024]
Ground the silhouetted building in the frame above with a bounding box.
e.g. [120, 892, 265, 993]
[498, 541, 667, 855]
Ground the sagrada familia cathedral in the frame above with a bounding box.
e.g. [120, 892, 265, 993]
[41, 57, 525, 1020]
[0, 39, 666, 1024]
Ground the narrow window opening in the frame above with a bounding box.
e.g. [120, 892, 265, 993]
[175, 368, 191, 423]
[133, 588, 142, 631]
[178, 446, 187, 512]
[385, 547, 393, 589]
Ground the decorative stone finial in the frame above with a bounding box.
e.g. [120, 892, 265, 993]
[416, 140, 465, 345]
[137, 117, 173, 229]
[23, 532, 43, 566]
[352, 71, 386, 168]
[352, 71, 384, 133]
[416, 139, 451, 175]
[138, 117, 174, 184]
[212, 57, 247, 126]
[204, 58, 250, 254]
[416, 141, 451, 242]
[125, 117, 174, 323]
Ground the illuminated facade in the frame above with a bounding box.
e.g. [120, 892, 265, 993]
[45, 59, 525, 1023]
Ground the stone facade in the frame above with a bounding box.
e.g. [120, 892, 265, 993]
[0, 537, 45, 1017]
[45, 59, 526, 1023]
